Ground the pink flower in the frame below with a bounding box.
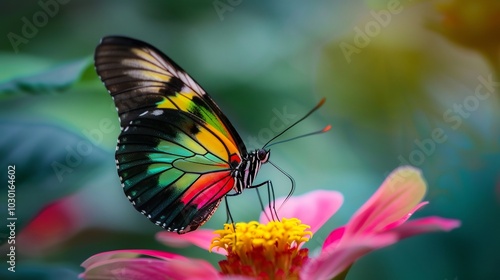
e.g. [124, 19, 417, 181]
[80, 166, 460, 280]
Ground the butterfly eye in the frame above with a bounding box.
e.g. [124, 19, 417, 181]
[257, 149, 269, 162]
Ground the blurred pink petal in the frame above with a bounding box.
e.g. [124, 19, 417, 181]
[82, 258, 182, 280]
[82, 250, 184, 266]
[18, 194, 84, 256]
[382, 201, 429, 231]
[315, 166, 460, 279]
[302, 234, 397, 280]
[345, 166, 426, 238]
[315, 216, 462, 278]
[260, 190, 343, 234]
[391, 216, 461, 239]
[81, 249, 223, 280]
[322, 226, 345, 250]
[156, 229, 218, 253]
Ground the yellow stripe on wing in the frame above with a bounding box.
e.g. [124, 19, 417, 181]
[157, 90, 238, 147]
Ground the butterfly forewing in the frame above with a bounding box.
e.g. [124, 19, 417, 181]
[95, 36, 247, 233]
[95, 36, 246, 153]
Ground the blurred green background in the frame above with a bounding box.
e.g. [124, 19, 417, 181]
[0, 0, 499, 279]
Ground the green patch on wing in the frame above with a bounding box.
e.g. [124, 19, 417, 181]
[173, 154, 228, 173]
[168, 134, 207, 155]
[156, 140, 197, 157]
[188, 100, 228, 139]
[158, 168, 184, 187]
[130, 168, 187, 207]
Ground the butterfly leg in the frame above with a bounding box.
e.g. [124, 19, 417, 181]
[224, 196, 238, 242]
[249, 180, 279, 222]
[224, 196, 235, 225]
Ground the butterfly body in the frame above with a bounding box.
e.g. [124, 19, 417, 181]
[95, 36, 270, 233]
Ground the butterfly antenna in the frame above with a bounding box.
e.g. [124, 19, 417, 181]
[268, 160, 295, 209]
[263, 98, 326, 149]
[265, 125, 331, 148]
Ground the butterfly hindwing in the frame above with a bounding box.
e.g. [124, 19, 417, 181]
[95, 36, 248, 233]
[116, 109, 237, 232]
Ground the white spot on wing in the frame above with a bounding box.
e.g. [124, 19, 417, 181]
[152, 109, 163, 116]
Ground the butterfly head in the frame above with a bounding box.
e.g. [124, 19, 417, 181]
[257, 149, 270, 163]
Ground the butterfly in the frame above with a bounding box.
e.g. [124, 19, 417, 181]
[94, 36, 273, 234]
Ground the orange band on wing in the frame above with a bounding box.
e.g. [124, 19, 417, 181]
[180, 171, 234, 208]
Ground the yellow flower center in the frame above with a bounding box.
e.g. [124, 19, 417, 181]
[210, 218, 312, 280]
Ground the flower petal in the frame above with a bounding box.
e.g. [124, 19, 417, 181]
[390, 216, 461, 239]
[260, 190, 343, 234]
[81, 258, 182, 280]
[82, 249, 184, 267]
[345, 166, 426, 238]
[81, 250, 221, 280]
[321, 226, 345, 251]
[18, 194, 84, 257]
[382, 201, 429, 231]
[156, 229, 221, 254]
[302, 234, 397, 280]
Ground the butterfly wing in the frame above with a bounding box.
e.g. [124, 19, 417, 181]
[117, 109, 236, 233]
[94, 36, 246, 153]
[95, 36, 246, 233]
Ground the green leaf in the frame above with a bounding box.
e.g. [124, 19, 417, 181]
[0, 121, 111, 244]
[0, 53, 54, 82]
[0, 57, 94, 95]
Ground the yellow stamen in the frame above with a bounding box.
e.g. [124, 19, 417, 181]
[210, 218, 312, 279]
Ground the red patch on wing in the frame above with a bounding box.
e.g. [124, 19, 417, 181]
[180, 171, 234, 208]
[229, 153, 241, 165]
